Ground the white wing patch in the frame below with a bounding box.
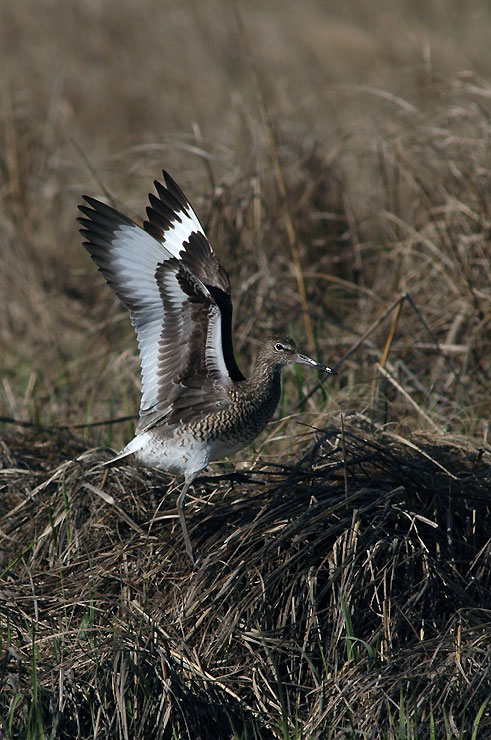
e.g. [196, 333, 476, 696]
[154, 206, 206, 257]
[205, 309, 229, 385]
[96, 223, 175, 412]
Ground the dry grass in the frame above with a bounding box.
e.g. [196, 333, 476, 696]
[0, 425, 490, 738]
[1, 0, 491, 737]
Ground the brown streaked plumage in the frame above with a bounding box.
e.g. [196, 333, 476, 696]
[78, 171, 336, 562]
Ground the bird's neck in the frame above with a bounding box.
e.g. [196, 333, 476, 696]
[228, 358, 283, 429]
[245, 359, 283, 405]
[252, 355, 282, 381]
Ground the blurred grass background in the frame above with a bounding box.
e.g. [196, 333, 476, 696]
[1, 1, 490, 738]
[1, 0, 490, 448]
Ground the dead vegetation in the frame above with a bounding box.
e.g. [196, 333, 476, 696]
[0, 423, 490, 738]
[1, 0, 491, 737]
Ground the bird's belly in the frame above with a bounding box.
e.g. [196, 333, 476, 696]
[133, 430, 213, 478]
[131, 427, 252, 478]
[125, 395, 276, 479]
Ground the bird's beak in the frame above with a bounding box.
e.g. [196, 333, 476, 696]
[296, 353, 337, 374]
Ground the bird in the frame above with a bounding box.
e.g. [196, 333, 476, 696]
[78, 170, 336, 561]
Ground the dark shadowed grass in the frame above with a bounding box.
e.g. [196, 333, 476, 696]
[0, 425, 489, 738]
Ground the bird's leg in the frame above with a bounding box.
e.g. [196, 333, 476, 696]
[177, 477, 195, 564]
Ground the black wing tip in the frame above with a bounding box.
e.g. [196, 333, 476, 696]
[78, 194, 110, 213]
[77, 195, 137, 233]
[77, 218, 92, 234]
[147, 191, 182, 219]
[77, 195, 110, 218]
[77, 196, 93, 216]
[152, 170, 192, 214]
[161, 170, 179, 192]
[77, 204, 95, 221]
[77, 214, 100, 239]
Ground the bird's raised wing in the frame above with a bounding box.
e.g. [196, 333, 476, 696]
[145, 172, 244, 383]
[78, 171, 243, 427]
[144, 171, 230, 292]
[137, 258, 233, 431]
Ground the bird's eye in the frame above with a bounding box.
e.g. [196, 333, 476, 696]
[274, 342, 286, 352]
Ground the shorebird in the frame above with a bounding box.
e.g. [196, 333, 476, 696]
[78, 171, 335, 561]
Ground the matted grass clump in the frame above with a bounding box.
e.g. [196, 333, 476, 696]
[1, 424, 489, 738]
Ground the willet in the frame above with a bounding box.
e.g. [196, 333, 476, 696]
[78, 171, 335, 561]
